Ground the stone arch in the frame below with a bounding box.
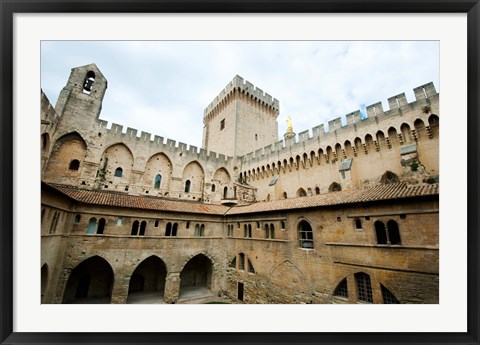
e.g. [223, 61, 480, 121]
[330, 270, 399, 304]
[428, 114, 439, 138]
[144, 153, 173, 190]
[387, 127, 399, 147]
[381, 171, 400, 184]
[414, 119, 426, 139]
[41, 263, 49, 303]
[296, 187, 307, 197]
[326, 146, 333, 162]
[365, 134, 374, 152]
[335, 143, 342, 159]
[329, 182, 342, 192]
[400, 123, 412, 143]
[354, 137, 363, 154]
[212, 167, 231, 187]
[62, 255, 114, 304]
[127, 255, 167, 303]
[376, 130, 386, 148]
[344, 140, 353, 157]
[179, 253, 214, 295]
[100, 143, 135, 184]
[268, 260, 313, 303]
[44, 132, 87, 181]
[182, 161, 205, 195]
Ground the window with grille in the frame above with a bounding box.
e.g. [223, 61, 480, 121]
[381, 285, 400, 304]
[239, 253, 245, 271]
[334, 278, 348, 298]
[298, 220, 314, 249]
[355, 273, 373, 303]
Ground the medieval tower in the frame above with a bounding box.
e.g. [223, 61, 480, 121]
[202, 75, 280, 158]
[41, 63, 439, 305]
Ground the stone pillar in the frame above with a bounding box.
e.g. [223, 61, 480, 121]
[110, 275, 129, 304]
[164, 272, 181, 304]
[52, 268, 71, 304]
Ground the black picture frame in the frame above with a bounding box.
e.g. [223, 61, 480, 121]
[1, 1, 479, 344]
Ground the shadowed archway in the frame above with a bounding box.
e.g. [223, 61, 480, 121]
[62, 256, 114, 304]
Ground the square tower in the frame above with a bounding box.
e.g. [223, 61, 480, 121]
[202, 75, 279, 158]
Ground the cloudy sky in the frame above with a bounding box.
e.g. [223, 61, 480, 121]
[41, 41, 439, 148]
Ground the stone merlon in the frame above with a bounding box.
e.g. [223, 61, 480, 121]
[203, 75, 280, 118]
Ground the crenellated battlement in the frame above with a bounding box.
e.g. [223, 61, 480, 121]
[98, 118, 232, 164]
[239, 82, 438, 165]
[203, 75, 280, 119]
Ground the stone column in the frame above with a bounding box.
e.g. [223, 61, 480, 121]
[110, 275, 129, 304]
[164, 272, 181, 304]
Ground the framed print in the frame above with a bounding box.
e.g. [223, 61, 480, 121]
[1, 1, 479, 345]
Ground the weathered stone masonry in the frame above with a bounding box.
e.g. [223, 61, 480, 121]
[41, 63, 439, 304]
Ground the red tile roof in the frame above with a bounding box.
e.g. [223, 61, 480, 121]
[227, 182, 438, 215]
[46, 183, 229, 215]
[45, 182, 438, 216]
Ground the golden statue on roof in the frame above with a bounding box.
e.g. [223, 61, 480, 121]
[286, 115, 293, 132]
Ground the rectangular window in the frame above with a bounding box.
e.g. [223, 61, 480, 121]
[220, 119, 225, 130]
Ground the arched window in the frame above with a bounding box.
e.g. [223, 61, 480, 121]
[223, 186, 228, 199]
[172, 223, 178, 236]
[387, 220, 401, 245]
[248, 224, 252, 238]
[114, 167, 123, 177]
[375, 221, 387, 244]
[281, 220, 285, 229]
[211, 184, 216, 192]
[381, 171, 399, 184]
[74, 214, 81, 223]
[381, 284, 400, 304]
[239, 253, 245, 270]
[244, 224, 248, 238]
[283, 191, 288, 199]
[49, 211, 60, 234]
[315, 187, 320, 195]
[165, 222, 172, 236]
[264, 224, 269, 239]
[297, 188, 307, 197]
[154, 174, 162, 189]
[248, 259, 255, 274]
[230, 256, 237, 268]
[97, 218, 106, 235]
[69, 159, 80, 171]
[139, 221, 147, 236]
[83, 71, 95, 93]
[333, 278, 348, 298]
[41, 208, 46, 224]
[270, 223, 275, 239]
[86, 217, 97, 234]
[200, 224, 205, 236]
[184, 180, 191, 193]
[131, 220, 139, 236]
[329, 182, 342, 192]
[355, 272, 373, 303]
[194, 224, 200, 237]
[298, 220, 314, 249]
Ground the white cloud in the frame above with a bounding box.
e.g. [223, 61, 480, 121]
[41, 41, 439, 148]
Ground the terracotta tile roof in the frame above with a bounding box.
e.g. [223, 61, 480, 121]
[226, 182, 439, 215]
[46, 183, 229, 215]
[45, 182, 438, 216]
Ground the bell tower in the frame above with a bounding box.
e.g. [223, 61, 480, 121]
[202, 75, 279, 158]
[54, 63, 108, 136]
